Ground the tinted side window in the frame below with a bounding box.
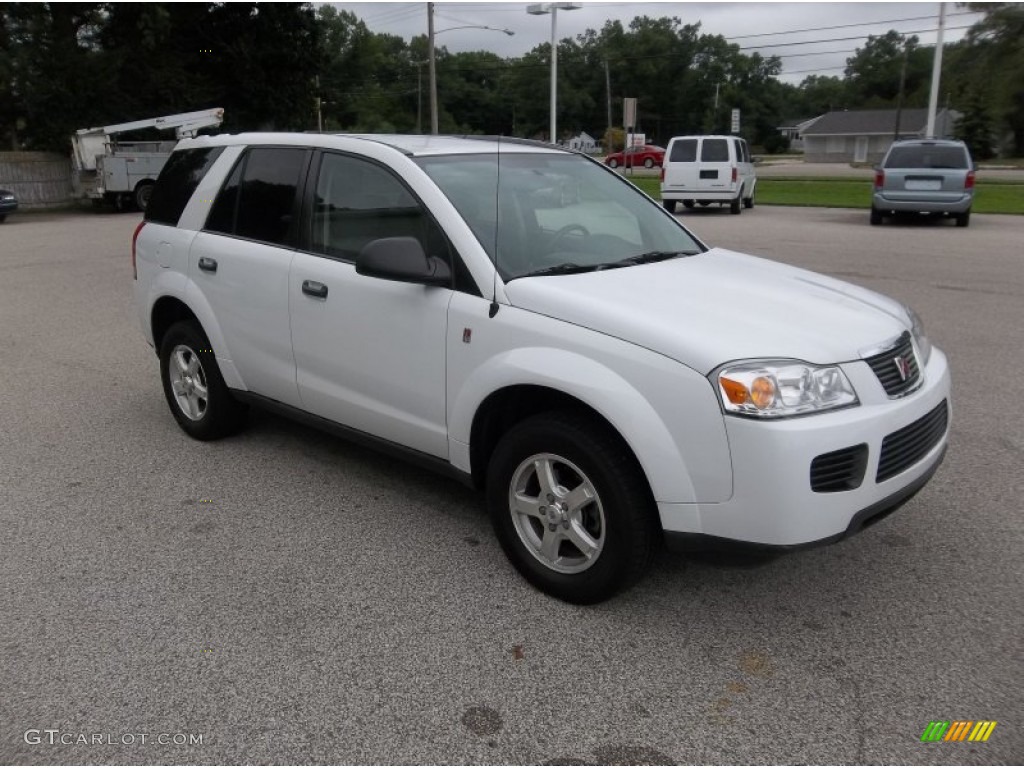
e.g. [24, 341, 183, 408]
[739, 139, 751, 163]
[205, 148, 306, 246]
[145, 147, 224, 226]
[669, 139, 697, 162]
[701, 139, 729, 162]
[310, 153, 451, 269]
[205, 155, 243, 235]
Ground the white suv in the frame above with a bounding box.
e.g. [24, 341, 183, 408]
[133, 133, 950, 604]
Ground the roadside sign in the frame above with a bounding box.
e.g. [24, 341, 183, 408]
[731, 108, 740, 134]
[630, 133, 645, 148]
[623, 98, 637, 131]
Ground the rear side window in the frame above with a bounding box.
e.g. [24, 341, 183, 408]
[701, 139, 729, 162]
[205, 147, 307, 246]
[669, 139, 697, 162]
[145, 147, 224, 226]
[884, 145, 969, 170]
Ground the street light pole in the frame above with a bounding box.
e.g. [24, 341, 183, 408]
[427, 11, 514, 136]
[527, 3, 581, 145]
[428, 2, 438, 135]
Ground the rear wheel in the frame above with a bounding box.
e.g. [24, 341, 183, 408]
[134, 181, 154, 212]
[870, 206, 883, 226]
[730, 190, 743, 215]
[698, 200, 711, 207]
[683, 200, 695, 209]
[643, 157, 654, 169]
[159, 321, 247, 440]
[662, 199, 677, 213]
[955, 210, 971, 228]
[487, 412, 657, 604]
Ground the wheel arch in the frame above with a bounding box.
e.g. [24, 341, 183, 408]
[150, 289, 245, 390]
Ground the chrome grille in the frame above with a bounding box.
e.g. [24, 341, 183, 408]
[864, 332, 921, 397]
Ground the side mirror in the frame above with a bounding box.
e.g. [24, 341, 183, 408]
[356, 237, 451, 287]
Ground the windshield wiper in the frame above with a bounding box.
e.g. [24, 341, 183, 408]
[609, 250, 699, 266]
[517, 262, 596, 278]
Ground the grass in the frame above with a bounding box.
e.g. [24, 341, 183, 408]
[630, 176, 1024, 215]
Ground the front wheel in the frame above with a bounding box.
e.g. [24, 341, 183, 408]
[643, 157, 654, 169]
[743, 189, 755, 209]
[607, 158, 619, 169]
[730, 190, 743, 215]
[662, 199, 677, 213]
[487, 412, 657, 604]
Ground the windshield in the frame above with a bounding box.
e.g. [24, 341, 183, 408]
[414, 152, 703, 280]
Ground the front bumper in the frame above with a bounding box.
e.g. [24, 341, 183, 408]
[658, 345, 951, 547]
[0, 201, 17, 215]
[873, 191, 972, 214]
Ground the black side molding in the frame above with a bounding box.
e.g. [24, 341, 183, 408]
[228, 390, 475, 489]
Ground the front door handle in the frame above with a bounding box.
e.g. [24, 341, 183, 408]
[301, 280, 328, 299]
[198, 257, 217, 273]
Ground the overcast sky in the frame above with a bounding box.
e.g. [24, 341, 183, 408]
[328, 1, 979, 83]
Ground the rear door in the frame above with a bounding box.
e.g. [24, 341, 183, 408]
[189, 146, 309, 407]
[695, 137, 733, 193]
[662, 137, 699, 192]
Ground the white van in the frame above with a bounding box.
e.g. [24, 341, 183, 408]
[660, 135, 757, 214]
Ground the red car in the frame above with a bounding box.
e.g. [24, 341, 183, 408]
[604, 144, 665, 169]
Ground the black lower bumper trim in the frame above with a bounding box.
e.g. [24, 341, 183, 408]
[664, 444, 946, 555]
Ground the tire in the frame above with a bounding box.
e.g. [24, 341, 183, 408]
[159, 320, 247, 440]
[643, 157, 654, 169]
[870, 206, 883, 226]
[662, 199, 677, 213]
[0, 214, 6, 223]
[486, 411, 657, 604]
[730, 190, 742, 215]
[134, 181, 154, 212]
[683, 200, 695, 209]
[743, 189, 755, 209]
[698, 201, 711, 207]
[608, 158, 619, 169]
[955, 210, 970, 228]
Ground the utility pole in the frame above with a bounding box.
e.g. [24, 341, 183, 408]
[428, 2, 438, 135]
[925, 2, 946, 138]
[604, 59, 612, 139]
[315, 75, 322, 133]
[893, 42, 909, 139]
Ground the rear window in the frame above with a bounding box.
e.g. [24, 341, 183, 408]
[669, 139, 697, 162]
[884, 145, 969, 170]
[145, 147, 224, 226]
[701, 139, 729, 162]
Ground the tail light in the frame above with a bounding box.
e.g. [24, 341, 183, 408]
[965, 170, 975, 190]
[131, 221, 145, 280]
[731, 166, 737, 183]
[874, 169, 885, 188]
[660, 166, 665, 182]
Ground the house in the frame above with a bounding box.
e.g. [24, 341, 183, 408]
[801, 108, 960, 163]
[776, 116, 823, 152]
[565, 132, 599, 153]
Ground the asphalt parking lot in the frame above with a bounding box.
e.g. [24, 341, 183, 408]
[1, 206, 1021, 765]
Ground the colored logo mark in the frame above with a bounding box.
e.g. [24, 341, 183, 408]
[921, 720, 997, 742]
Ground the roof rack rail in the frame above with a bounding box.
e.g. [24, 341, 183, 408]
[457, 135, 573, 152]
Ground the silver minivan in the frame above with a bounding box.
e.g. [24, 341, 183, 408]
[660, 135, 757, 214]
[871, 139, 974, 227]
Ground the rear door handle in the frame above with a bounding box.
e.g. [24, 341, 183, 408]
[301, 280, 328, 299]
[198, 257, 217, 273]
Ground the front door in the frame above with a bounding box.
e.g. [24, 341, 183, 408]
[289, 152, 453, 458]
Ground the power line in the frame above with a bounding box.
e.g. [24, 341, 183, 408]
[727, 10, 980, 41]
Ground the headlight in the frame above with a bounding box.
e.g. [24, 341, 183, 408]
[715, 360, 859, 418]
[905, 305, 932, 365]
[1, 194, 14, 201]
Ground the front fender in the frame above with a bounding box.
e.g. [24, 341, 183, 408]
[449, 346, 708, 505]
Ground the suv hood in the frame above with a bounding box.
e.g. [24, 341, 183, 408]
[503, 248, 911, 374]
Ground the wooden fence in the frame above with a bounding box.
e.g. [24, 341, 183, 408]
[0, 152, 73, 209]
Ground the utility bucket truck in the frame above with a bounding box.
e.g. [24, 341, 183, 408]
[71, 108, 224, 210]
